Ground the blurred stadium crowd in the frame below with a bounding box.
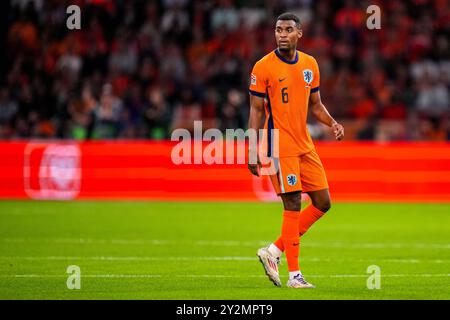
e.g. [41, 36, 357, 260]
[1, 0, 449, 141]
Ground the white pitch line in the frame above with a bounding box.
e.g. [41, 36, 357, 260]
[12, 274, 162, 278]
[2, 238, 449, 249]
[3, 273, 450, 279]
[0, 256, 256, 261]
[309, 274, 450, 278]
[0, 256, 449, 264]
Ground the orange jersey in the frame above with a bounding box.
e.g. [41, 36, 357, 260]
[249, 49, 320, 157]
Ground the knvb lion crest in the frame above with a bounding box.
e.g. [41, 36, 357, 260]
[303, 69, 313, 85]
[287, 174, 297, 186]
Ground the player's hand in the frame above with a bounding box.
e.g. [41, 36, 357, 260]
[332, 122, 344, 141]
[248, 153, 261, 177]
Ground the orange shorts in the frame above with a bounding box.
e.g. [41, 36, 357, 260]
[269, 149, 329, 195]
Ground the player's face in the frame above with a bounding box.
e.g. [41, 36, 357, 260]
[275, 20, 302, 52]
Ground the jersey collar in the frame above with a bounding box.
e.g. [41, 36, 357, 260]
[275, 49, 298, 64]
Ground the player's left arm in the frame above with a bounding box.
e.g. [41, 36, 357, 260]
[309, 91, 344, 141]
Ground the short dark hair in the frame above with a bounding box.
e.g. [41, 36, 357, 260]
[276, 12, 301, 28]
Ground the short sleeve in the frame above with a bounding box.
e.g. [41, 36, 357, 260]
[311, 57, 320, 93]
[249, 61, 267, 97]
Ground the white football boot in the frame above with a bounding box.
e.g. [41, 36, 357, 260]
[257, 247, 281, 287]
[286, 274, 315, 288]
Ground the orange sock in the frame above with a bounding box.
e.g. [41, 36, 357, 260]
[273, 205, 324, 253]
[298, 205, 324, 236]
[281, 210, 300, 272]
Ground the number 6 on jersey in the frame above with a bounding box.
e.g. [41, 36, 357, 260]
[281, 87, 288, 103]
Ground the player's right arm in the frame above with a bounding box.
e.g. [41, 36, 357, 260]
[247, 61, 267, 177]
[247, 94, 265, 176]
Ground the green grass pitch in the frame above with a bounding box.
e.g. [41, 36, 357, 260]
[0, 201, 449, 299]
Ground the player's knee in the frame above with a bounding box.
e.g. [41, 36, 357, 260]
[317, 200, 331, 213]
[282, 197, 300, 211]
[281, 192, 301, 211]
[284, 200, 300, 211]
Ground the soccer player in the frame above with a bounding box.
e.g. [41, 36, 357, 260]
[248, 13, 344, 288]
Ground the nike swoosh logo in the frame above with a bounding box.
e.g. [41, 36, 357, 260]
[279, 78, 286, 82]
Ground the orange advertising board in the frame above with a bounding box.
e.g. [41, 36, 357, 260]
[0, 141, 449, 202]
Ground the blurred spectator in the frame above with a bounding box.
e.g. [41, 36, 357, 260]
[349, 85, 377, 119]
[161, 1, 191, 46]
[171, 87, 201, 134]
[144, 86, 171, 139]
[92, 84, 123, 139]
[211, 0, 239, 32]
[67, 84, 98, 140]
[0, 88, 19, 138]
[415, 78, 449, 116]
[419, 116, 447, 141]
[58, 43, 83, 80]
[109, 35, 138, 75]
[220, 89, 246, 131]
